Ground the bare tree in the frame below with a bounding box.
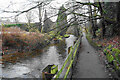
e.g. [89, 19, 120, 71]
[26, 10, 34, 27]
[14, 16, 19, 24]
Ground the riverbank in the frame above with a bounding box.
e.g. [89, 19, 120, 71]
[2, 35, 77, 78]
[1, 27, 50, 63]
[1, 27, 71, 64]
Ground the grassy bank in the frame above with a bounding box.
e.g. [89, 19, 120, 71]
[86, 34, 100, 49]
[85, 32, 120, 77]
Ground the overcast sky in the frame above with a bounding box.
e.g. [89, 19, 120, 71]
[0, 0, 70, 23]
[0, 0, 93, 23]
[0, 0, 120, 23]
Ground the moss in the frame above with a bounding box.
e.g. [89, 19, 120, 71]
[64, 34, 70, 38]
[86, 34, 98, 48]
[56, 35, 63, 40]
[97, 44, 102, 47]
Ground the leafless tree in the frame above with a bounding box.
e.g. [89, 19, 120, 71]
[26, 10, 35, 27]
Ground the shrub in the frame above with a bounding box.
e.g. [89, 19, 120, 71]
[2, 27, 49, 53]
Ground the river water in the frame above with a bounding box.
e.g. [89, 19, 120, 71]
[2, 35, 77, 78]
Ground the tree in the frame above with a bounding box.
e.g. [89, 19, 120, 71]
[116, 2, 120, 35]
[14, 16, 19, 24]
[56, 5, 68, 36]
[88, 2, 96, 38]
[99, 2, 120, 36]
[38, 2, 42, 32]
[42, 10, 53, 33]
[26, 10, 34, 28]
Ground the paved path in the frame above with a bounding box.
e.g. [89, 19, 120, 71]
[72, 33, 108, 78]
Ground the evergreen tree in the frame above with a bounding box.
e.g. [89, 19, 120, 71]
[56, 5, 68, 36]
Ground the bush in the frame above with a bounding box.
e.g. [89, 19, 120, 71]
[2, 27, 49, 53]
[103, 45, 120, 72]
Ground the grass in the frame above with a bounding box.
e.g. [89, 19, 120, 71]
[86, 33, 99, 49]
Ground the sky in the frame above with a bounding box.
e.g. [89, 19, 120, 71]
[0, 0, 69, 23]
[0, 0, 95, 23]
[0, 0, 120, 23]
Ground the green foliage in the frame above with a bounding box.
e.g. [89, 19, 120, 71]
[56, 5, 68, 36]
[4, 24, 22, 27]
[56, 35, 63, 40]
[96, 4, 99, 7]
[86, 34, 99, 48]
[112, 48, 120, 63]
[3, 23, 41, 33]
[49, 30, 70, 41]
[103, 45, 112, 54]
[113, 61, 119, 70]
[49, 31, 56, 38]
[96, 28, 101, 37]
[103, 9, 107, 14]
[64, 34, 70, 38]
[103, 48, 108, 54]
[104, 45, 120, 70]
[108, 45, 112, 49]
[112, 48, 120, 70]
[106, 53, 114, 63]
[56, 34, 70, 40]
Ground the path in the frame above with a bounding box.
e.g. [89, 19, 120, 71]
[72, 33, 108, 78]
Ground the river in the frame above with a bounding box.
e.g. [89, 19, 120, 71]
[2, 35, 77, 78]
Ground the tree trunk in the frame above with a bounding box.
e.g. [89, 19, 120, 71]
[116, 2, 120, 35]
[89, 3, 96, 38]
[93, 6, 97, 29]
[98, 2, 106, 38]
[38, 2, 42, 32]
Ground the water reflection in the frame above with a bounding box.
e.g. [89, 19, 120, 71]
[56, 39, 67, 58]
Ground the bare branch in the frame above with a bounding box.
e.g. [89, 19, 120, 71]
[15, 2, 43, 17]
